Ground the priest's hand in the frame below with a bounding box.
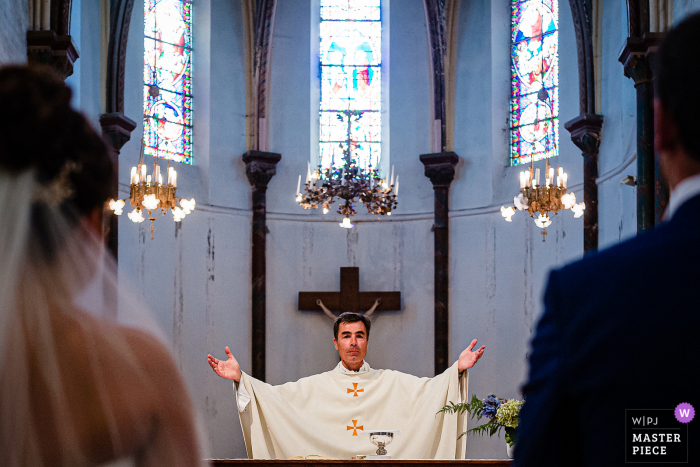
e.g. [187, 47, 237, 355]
[458, 339, 485, 372]
[208, 346, 241, 382]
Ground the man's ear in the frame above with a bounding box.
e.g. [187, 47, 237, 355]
[333, 339, 338, 351]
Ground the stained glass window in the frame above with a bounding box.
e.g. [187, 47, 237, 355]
[144, 0, 193, 164]
[319, 0, 381, 171]
[510, 0, 558, 166]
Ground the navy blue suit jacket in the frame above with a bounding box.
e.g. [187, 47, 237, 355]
[515, 194, 700, 467]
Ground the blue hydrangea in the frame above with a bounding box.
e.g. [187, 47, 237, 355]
[482, 394, 501, 419]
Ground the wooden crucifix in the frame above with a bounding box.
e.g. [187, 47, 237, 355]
[298, 267, 401, 318]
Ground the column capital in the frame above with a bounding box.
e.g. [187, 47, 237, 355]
[27, 30, 79, 80]
[99, 112, 137, 155]
[619, 33, 664, 86]
[242, 150, 282, 190]
[419, 151, 460, 188]
[564, 113, 604, 158]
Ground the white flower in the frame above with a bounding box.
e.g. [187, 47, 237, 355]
[572, 202, 586, 218]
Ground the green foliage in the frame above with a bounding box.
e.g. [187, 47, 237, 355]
[439, 394, 524, 446]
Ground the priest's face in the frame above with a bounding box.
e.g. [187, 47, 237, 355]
[333, 321, 368, 371]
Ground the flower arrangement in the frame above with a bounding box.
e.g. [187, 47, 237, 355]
[438, 394, 524, 447]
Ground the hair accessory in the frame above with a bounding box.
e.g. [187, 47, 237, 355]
[33, 161, 80, 206]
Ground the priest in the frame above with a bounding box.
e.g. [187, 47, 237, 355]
[207, 312, 485, 459]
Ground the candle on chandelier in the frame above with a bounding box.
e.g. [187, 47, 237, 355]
[171, 170, 177, 188]
[154, 165, 160, 185]
[296, 174, 301, 195]
[395, 175, 399, 196]
[535, 168, 540, 186]
[520, 171, 526, 189]
[557, 167, 564, 186]
[131, 167, 137, 185]
[548, 167, 554, 184]
[141, 164, 147, 183]
[158, 173, 163, 185]
[390, 165, 395, 186]
[562, 173, 568, 189]
[146, 175, 151, 186]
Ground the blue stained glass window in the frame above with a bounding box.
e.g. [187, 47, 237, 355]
[319, 0, 381, 171]
[144, 0, 193, 164]
[510, 0, 559, 166]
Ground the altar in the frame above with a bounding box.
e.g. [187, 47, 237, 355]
[211, 460, 511, 467]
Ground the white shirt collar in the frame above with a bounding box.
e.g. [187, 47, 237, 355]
[339, 361, 370, 374]
[665, 173, 700, 220]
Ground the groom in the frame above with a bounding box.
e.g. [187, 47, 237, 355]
[208, 312, 485, 459]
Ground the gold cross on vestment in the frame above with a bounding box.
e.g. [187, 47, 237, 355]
[347, 382, 364, 397]
[347, 420, 363, 436]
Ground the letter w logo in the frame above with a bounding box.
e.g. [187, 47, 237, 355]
[680, 409, 691, 418]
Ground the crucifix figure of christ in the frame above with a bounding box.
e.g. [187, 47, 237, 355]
[298, 267, 401, 319]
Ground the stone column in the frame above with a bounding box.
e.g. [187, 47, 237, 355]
[565, 114, 604, 253]
[27, 30, 79, 80]
[420, 151, 459, 375]
[619, 33, 664, 232]
[99, 112, 137, 260]
[242, 150, 281, 382]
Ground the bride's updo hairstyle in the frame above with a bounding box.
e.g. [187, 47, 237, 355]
[0, 65, 113, 215]
[0, 65, 114, 258]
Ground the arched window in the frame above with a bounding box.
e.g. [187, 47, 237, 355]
[319, 0, 381, 171]
[510, 0, 558, 166]
[144, 0, 193, 164]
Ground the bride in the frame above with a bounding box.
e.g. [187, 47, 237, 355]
[0, 66, 201, 466]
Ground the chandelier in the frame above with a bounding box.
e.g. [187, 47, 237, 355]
[501, 157, 585, 242]
[109, 141, 195, 239]
[296, 110, 397, 228]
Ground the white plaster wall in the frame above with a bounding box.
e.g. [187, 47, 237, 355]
[65, 0, 103, 130]
[451, 0, 583, 459]
[265, 0, 436, 388]
[118, 0, 251, 458]
[674, 0, 700, 23]
[0, 0, 27, 64]
[596, 0, 638, 250]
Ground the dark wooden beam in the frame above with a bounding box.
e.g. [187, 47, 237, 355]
[619, 33, 664, 232]
[99, 113, 137, 260]
[299, 267, 401, 314]
[242, 150, 281, 382]
[26, 30, 79, 80]
[424, 0, 447, 151]
[420, 152, 459, 376]
[105, 0, 137, 114]
[564, 114, 603, 253]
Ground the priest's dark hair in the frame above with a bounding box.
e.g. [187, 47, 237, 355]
[333, 312, 371, 341]
[656, 11, 700, 162]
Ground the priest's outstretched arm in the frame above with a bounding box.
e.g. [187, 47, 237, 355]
[207, 346, 241, 382]
[458, 338, 485, 372]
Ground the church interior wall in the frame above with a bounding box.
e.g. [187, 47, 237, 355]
[65, 0, 103, 130]
[115, 0, 252, 458]
[0, 0, 27, 64]
[8, 0, 700, 460]
[265, 0, 437, 386]
[450, 0, 583, 458]
[596, 0, 639, 250]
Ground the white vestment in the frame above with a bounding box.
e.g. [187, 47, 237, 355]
[234, 361, 468, 459]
